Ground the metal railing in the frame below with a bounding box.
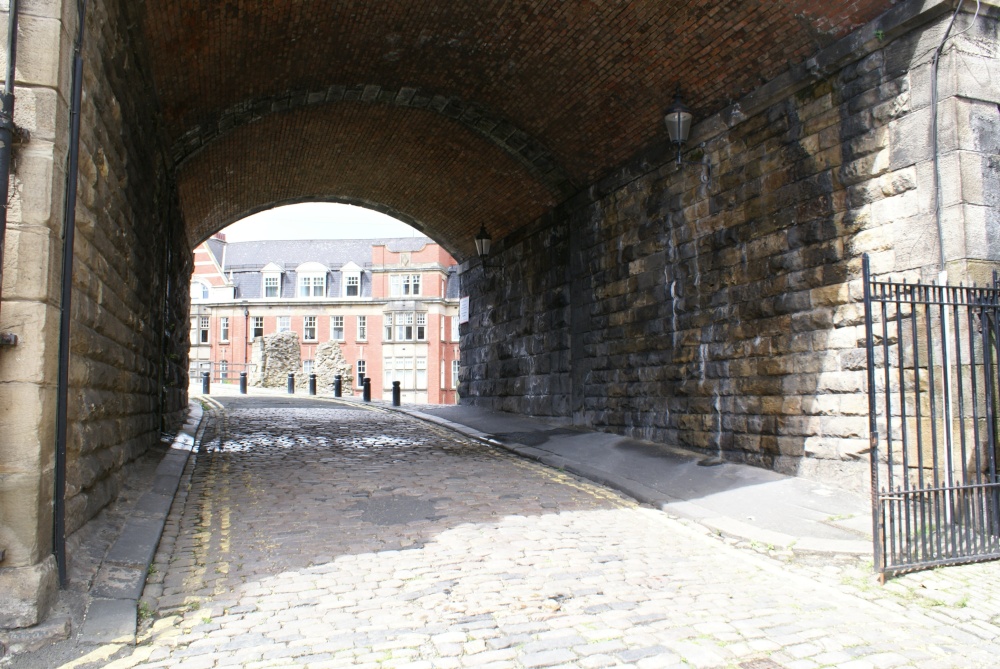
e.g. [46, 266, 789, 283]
[189, 362, 256, 383]
[863, 255, 1000, 577]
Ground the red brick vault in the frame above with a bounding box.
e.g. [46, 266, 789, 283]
[3, 0, 999, 629]
[145, 0, 895, 251]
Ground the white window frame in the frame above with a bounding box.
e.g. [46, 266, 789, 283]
[440, 315, 446, 342]
[199, 316, 210, 344]
[219, 316, 229, 342]
[451, 316, 460, 342]
[331, 315, 345, 341]
[303, 359, 314, 375]
[345, 273, 360, 297]
[389, 274, 422, 297]
[357, 315, 367, 341]
[298, 274, 326, 298]
[452, 360, 460, 389]
[356, 359, 366, 388]
[416, 357, 427, 390]
[303, 315, 317, 341]
[252, 316, 264, 338]
[277, 316, 291, 333]
[416, 313, 427, 341]
[263, 274, 280, 298]
[384, 313, 393, 341]
[395, 312, 415, 341]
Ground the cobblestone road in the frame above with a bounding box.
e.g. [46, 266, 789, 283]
[87, 397, 1000, 668]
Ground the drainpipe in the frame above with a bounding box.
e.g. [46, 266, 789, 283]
[0, 0, 19, 346]
[53, 0, 87, 588]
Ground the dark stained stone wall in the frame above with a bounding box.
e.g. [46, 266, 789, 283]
[460, 6, 1000, 489]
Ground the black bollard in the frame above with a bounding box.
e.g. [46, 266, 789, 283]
[363, 377, 371, 402]
[201, 371, 210, 395]
[309, 373, 317, 396]
[334, 375, 342, 398]
[392, 381, 401, 406]
[287, 372, 295, 394]
[239, 371, 247, 394]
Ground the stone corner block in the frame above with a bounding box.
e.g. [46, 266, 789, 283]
[0, 555, 58, 628]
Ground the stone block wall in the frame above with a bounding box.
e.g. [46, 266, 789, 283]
[0, 0, 189, 627]
[461, 4, 1000, 489]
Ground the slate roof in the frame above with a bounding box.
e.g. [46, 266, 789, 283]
[207, 237, 450, 300]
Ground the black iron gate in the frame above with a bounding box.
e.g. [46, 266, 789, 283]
[863, 254, 1000, 577]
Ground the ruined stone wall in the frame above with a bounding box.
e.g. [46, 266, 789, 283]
[461, 5, 1000, 489]
[314, 340, 354, 393]
[251, 331, 302, 387]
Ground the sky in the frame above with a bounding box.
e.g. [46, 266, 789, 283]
[221, 202, 422, 241]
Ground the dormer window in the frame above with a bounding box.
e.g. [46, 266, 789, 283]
[390, 274, 421, 297]
[341, 262, 362, 298]
[296, 262, 328, 298]
[191, 280, 210, 301]
[261, 262, 283, 298]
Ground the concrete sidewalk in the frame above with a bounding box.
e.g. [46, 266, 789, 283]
[396, 404, 873, 556]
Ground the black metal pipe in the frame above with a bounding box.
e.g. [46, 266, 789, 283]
[0, 0, 18, 316]
[54, 0, 87, 589]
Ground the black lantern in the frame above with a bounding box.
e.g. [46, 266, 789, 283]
[474, 225, 492, 260]
[664, 94, 693, 164]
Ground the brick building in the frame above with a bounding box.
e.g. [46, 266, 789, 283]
[190, 234, 461, 404]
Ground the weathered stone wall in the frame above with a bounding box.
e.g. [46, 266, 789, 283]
[251, 331, 302, 387]
[461, 5, 1000, 489]
[0, 0, 189, 627]
[64, 0, 189, 536]
[314, 340, 354, 393]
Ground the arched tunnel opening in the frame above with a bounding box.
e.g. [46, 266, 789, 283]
[2, 0, 1000, 627]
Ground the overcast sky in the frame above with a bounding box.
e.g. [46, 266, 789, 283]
[222, 203, 422, 241]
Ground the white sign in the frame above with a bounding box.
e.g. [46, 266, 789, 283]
[459, 296, 470, 324]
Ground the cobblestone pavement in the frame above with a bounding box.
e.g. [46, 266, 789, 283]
[68, 397, 1000, 668]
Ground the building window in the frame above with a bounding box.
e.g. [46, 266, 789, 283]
[451, 316, 460, 342]
[357, 316, 367, 341]
[299, 274, 326, 297]
[416, 357, 427, 389]
[452, 360, 459, 388]
[303, 359, 314, 375]
[416, 313, 427, 340]
[441, 361, 446, 388]
[345, 274, 360, 297]
[440, 316, 446, 341]
[219, 317, 229, 342]
[389, 274, 421, 297]
[277, 316, 291, 333]
[356, 359, 366, 388]
[304, 316, 317, 341]
[252, 316, 264, 338]
[331, 315, 344, 341]
[199, 316, 210, 344]
[384, 313, 393, 341]
[264, 275, 280, 298]
[395, 312, 415, 341]
[192, 281, 210, 300]
[220, 360, 229, 380]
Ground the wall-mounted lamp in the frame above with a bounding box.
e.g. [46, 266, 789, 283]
[664, 93, 711, 184]
[474, 225, 503, 272]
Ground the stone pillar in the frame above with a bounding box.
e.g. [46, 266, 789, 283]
[0, 0, 76, 627]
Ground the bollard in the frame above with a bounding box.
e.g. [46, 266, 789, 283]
[308, 373, 317, 396]
[239, 371, 247, 394]
[363, 377, 371, 402]
[392, 381, 401, 406]
[287, 372, 295, 394]
[201, 371, 210, 395]
[334, 375, 342, 398]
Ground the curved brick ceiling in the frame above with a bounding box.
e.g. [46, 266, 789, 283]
[143, 0, 895, 253]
